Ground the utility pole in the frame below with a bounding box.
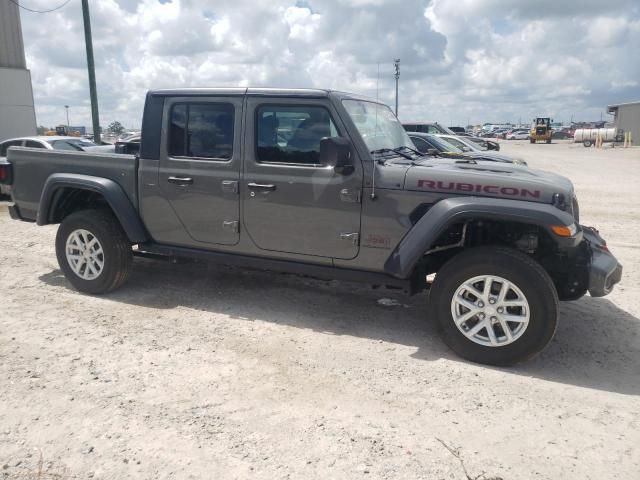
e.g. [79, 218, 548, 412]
[81, 0, 101, 144]
[393, 59, 400, 117]
[65, 105, 70, 127]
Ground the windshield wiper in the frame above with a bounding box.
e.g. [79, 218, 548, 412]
[393, 145, 424, 157]
[370, 148, 414, 162]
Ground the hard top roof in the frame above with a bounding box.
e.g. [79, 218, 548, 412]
[148, 87, 377, 102]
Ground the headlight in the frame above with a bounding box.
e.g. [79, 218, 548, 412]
[552, 192, 580, 222]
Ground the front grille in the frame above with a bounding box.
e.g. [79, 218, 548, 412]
[536, 127, 546, 135]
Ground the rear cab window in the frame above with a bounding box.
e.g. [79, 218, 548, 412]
[1, 140, 24, 156]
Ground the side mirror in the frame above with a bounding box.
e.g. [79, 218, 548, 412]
[320, 137, 354, 175]
[427, 148, 439, 156]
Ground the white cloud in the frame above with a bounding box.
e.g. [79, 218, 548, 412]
[15, 0, 640, 129]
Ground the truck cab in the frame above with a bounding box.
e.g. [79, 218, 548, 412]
[137, 88, 365, 261]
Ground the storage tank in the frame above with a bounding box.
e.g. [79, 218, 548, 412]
[573, 128, 622, 147]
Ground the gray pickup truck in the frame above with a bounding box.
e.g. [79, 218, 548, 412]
[0, 88, 622, 365]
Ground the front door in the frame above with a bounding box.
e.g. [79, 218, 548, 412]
[242, 97, 363, 259]
[159, 96, 242, 246]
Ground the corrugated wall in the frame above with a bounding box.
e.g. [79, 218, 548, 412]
[0, 0, 27, 69]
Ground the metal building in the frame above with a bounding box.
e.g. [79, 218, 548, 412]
[0, 0, 37, 142]
[607, 101, 640, 145]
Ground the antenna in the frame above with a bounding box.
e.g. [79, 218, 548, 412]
[370, 63, 380, 201]
[394, 59, 400, 117]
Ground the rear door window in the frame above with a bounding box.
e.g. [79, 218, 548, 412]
[168, 103, 234, 160]
[25, 140, 46, 148]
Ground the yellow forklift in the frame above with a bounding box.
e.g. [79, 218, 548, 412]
[530, 117, 552, 144]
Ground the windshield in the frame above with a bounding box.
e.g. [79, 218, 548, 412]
[425, 134, 464, 153]
[342, 99, 413, 153]
[444, 136, 476, 151]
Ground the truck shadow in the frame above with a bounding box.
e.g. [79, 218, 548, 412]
[40, 257, 640, 396]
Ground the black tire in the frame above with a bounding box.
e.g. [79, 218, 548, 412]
[583, 140, 592, 147]
[55, 209, 132, 294]
[529, 138, 535, 144]
[546, 138, 552, 144]
[428, 247, 558, 366]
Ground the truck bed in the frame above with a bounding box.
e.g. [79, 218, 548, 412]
[7, 147, 138, 221]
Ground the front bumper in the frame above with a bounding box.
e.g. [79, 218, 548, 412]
[582, 226, 622, 297]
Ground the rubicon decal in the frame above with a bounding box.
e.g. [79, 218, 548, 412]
[417, 180, 541, 199]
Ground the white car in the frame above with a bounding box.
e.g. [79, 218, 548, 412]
[506, 131, 530, 140]
[0, 136, 114, 157]
[0, 136, 114, 196]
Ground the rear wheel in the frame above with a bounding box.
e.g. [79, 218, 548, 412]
[55, 209, 132, 294]
[583, 140, 592, 147]
[530, 138, 535, 144]
[428, 247, 558, 365]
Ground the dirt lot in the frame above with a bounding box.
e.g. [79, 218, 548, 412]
[1, 141, 639, 479]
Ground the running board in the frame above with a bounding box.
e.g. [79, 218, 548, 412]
[137, 242, 412, 292]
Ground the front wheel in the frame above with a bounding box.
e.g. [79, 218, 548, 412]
[55, 209, 133, 294]
[428, 247, 558, 365]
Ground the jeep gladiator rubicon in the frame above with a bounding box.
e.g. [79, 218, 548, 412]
[0, 88, 622, 365]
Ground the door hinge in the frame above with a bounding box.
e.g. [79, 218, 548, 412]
[221, 180, 239, 194]
[339, 232, 360, 246]
[222, 220, 239, 233]
[340, 188, 361, 203]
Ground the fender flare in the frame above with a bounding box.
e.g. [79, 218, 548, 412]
[37, 173, 148, 243]
[384, 196, 579, 279]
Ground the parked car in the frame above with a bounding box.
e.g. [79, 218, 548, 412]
[552, 130, 573, 140]
[114, 134, 141, 155]
[408, 132, 526, 165]
[435, 134, 523, 161]
[0, 136, 114, 155]
[1, 87, 621, 365]
[467, 136, 501, 151]
[0, 136, 112, 194]
[506, 131, 530, 140]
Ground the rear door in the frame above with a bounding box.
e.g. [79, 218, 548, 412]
[242, 97, 363, 259]
[158, 96, 243, 246]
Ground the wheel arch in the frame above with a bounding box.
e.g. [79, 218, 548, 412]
[384, 196, 579, 279]
[37, 173, 148, 243]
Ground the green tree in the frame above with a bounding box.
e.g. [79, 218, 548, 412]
[107, 121, 125, 135]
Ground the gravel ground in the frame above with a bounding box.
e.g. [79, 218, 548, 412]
[1, 141, 639, 479]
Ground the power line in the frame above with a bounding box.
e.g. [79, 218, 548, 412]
[7, 0, 73, 14]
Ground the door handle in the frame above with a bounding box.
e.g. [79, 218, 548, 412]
[168, 176, 194, 186]
[247, 183, 276, 192]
